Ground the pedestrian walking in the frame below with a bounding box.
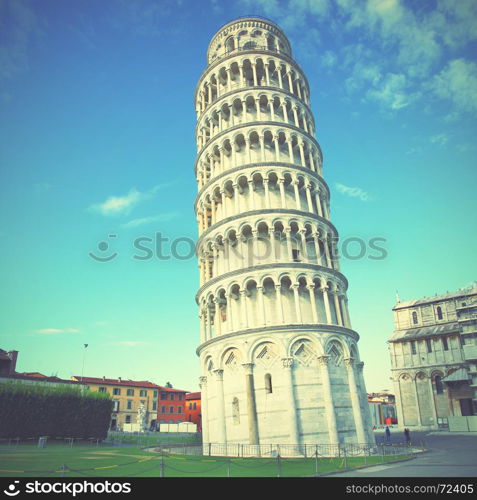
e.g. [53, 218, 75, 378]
[385, 426, 391, 443]
[404, 428, 411, 446]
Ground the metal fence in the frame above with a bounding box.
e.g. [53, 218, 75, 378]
[160, 441, 424, 459]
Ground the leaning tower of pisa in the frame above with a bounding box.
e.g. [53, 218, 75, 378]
[194, 17, 373, 452]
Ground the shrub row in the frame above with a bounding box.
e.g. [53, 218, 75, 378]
[0, 382, 112, 440]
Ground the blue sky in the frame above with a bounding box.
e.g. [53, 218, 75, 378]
[0, 0, 476, 393]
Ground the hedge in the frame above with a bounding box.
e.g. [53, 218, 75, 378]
[0, 382, 113, 440]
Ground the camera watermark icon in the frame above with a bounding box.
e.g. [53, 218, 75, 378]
[3, 481, 20, 497]
[88, 234, 118, 262]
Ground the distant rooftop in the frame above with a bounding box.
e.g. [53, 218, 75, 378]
[389, 321, 460, 342]
[71, 376, 189, 392]
[394, 284, 477, 310]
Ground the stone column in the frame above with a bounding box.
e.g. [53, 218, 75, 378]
[344, 358, 367, 443]
[233, 184, 240, 213]
[313, 231, 323, 266]
[252, 63, 258, 86]
[318, 356, 339, 445]
[356, 362, 372, 439]
[282, 101, 289, 123]
[269, 227, 277, 262]
[321, 285, 332, 324]
[270, 98, 275, 120]
[324, 234, 332, 268]
[226, 68, 232, 92]
[264, 63, 270, 86]
[213, 297, 221, 336]
[299, 229, 308, 261]
[305, 184, 313, 213]
[274, 135, 280, 162]
[298, 141, 305, 167]
[255, 97, 261, 121]
[413, 375, 423, 427]
[199, 310, 206, 344]
[292, 283, 302, 323]
[257, 285, 267, 325]
[285, 227, 294, 261]
[292, 106, 299, 126]
[275, 283, 284, 323]
[282, 358, 300, 445]
[242, 363, 259, 445]
[240, 289, 249, 329]
[199, 376, 209, 444]
[263, 178, 271, 208]
[293, 180, 301, 210]
[259, 135, 265, 163]
[333, 291, 344, 326]
[307, 284, 319, 323]
[428, 375, 438, 427]
[341, 295, 352, 328]
[277, 65, 283, 88]
[315, 190, 324, 217]
[278, 178, 286, 207]
[214, 369, 227, 444]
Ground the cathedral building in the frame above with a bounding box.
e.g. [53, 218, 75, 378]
[389, 284, 477, 430]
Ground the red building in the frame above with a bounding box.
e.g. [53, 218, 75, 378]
[185, 392, 201, 431]
[157, 386, 189, 424]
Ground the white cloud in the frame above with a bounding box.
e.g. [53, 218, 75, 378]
[89, 183, 173, 217]
[366, 73, 418, 110]
[34, 328, 80, 335]
[430, 133, 449, 146]
[321, 50, 337, 69]
[429, 58, 477, 113]
[109, 341, 148, 347]
[335, 183, 371, 202]
[121, 211, 180, 228]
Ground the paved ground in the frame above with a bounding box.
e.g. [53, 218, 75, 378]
[331, 431, 477, 477]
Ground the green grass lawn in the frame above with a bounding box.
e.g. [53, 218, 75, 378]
[0, 443, 411, 478]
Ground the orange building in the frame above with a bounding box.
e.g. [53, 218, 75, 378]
[185, 392, 201, 431]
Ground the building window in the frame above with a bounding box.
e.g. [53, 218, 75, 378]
[170, 393, 175, 401]
[412, 311, 418, 325]
[169, 406, 174, 413]
[435, 376, 444, 394]
[161, 393, 167, 400]
[411, 341, 417, 355]
[177, 406, 182, 414]
[436, 306, 443, 320]
[140, 400, 145, 406]
[140, 390, 147, 397]
[178, 394, 183, 401]
[98, 387, 107, 393]
[193, 402, 197, 410]
[189, 403, 192, 410]
[426, 339, 432, 353]
[152, 402, 157, 410]
[112, 400, 120, 412]
[265, 373, 273, 394]
[113, 388, 121, 396]
[161, 406, 166, 413]
[125, 415, 131, 424]
[153, 390, 158, 398]
[127, 389, 134, 396]
[127, 400, 133, 410]
[442, 336, 449, 351]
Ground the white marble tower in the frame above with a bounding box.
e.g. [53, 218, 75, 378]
[194, 17, 373, 452]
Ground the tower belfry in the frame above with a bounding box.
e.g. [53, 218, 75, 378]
[194, 17, 373, 452]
